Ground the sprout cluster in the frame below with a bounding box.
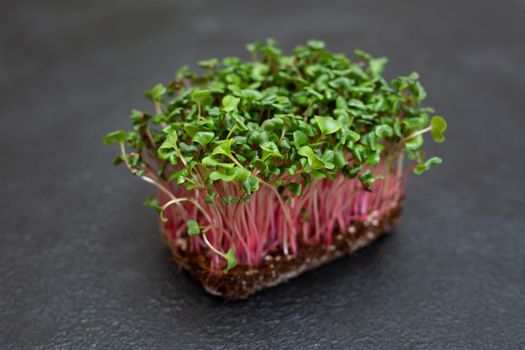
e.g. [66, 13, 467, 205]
[104, 39, 446, 270]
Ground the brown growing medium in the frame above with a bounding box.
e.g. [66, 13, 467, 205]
[163, 202, 402, 300]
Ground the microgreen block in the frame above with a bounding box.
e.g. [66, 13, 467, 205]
[105, 39, 447, 271]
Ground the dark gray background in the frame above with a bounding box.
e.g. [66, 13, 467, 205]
[1, 0, 524, 349]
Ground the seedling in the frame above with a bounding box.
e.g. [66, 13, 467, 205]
[105, 39, 446, 299]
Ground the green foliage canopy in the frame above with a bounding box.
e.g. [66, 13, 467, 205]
[106, 38, 447, 200]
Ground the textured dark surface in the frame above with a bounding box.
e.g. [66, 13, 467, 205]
[1, 0, 524, 349]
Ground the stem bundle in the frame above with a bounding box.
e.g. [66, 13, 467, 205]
[160, 156, 405, 272]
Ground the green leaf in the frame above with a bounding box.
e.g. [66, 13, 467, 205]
[130, 109, 145, 125]
[348, 99, 366, 110]
[405, 134, 423, 151]
[366, 150, 381, 165]
[224, 248, 237, 271]
[412, 81, 427, 101]
[143, 197, 160, 212]
[191, 89, 212, 105]
[298, 146, 325, 169]
[241, 89, 263, 100]
[314, 116, 342, 135]
[209, 170, 236, 182]
[427, 156, 443, 167]
[202, 156, 235, 169]
[158, 132, 179, 162]
[347, 130, 361, 142]
[374, 124, 393, 138]
[430, 116, 447, 143]
[360, 173, 383, 190]
[247, 130, 268, 145]
[305, 87, 324, 100]
[307, 40, 325, 50]
[205, 190, 217, 204]
[242, 175, 260, 194]
[369, 57, 388, 77]
[413, 156, 443, 175]
[333, 149, 347, 168]
[210, 166, 250, 183]
[193, 131, 215, 146]
[259, 141, 283, 161]
[349, 144, 365, 162]
[251, 63, 269, 81]
[233, 167, 251, 182]
[293, 130, 308, 148]
[394, 119, 402, 137]
[253, 159, 268, 172]
[168, 168, 189, 184]
[330, 77, 353, 91]
[262, 38, 282, 57]
[358, 169, 373, 185]
[113, 155, 123, 165]
[145, 84, 167, 102]
[187, 220, 200, 236]
[197, 58, 219, 69]
[335, 111, 353, 127]
[336, 96, 347, 109]
[129, 153, 140, 167]
[246, 41, 262, 54]
[403, 114, 429, 130]
[222, 95, 240, 113]
[103, 130, 127, 144]
[347, 164, 363, 177]
[222, 195, 237, 205]
[261, 117, 284, 131]
[183, 124, 201, 138]
[160, 131, 178, 149]
[287, 182, 302, 196]
[354, 49, 372, 61]
[212, 139, 234, 157]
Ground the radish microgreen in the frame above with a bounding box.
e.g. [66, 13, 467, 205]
[105, 39, 447, 270]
